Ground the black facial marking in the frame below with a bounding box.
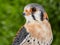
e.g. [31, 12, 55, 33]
[32, 7, 36, 12]
[32, 14, 36, 20]
[40, 11, 44, 21]
[31, 7, 36, 20]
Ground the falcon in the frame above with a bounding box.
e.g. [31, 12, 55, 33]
[12, 3, 53, 45]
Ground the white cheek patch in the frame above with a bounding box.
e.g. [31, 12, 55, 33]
[25, 15, 34, 23]
[34, 11, 41, 21]
[25, 11, 41, 23]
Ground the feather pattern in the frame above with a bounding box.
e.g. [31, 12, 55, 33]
[12, 3, 53, 45]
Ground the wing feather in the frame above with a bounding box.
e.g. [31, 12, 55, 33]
[12, 27, 29, 45]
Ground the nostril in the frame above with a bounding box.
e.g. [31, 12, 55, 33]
[23, 13, 25, 15]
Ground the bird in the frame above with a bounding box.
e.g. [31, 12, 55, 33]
[12, 3, 53, 45]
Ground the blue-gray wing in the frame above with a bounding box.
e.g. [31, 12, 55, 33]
[12, 27, 29, 45]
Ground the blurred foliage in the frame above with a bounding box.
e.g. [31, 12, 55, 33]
[0, 0, 60, 45]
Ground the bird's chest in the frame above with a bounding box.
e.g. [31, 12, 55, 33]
[20, 21, 53, 45]
[24, 21, 52, 42]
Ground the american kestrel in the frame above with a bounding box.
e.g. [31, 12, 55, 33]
[12, 3, 53, 45]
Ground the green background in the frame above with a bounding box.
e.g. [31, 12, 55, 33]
[0, 0, 60, 45]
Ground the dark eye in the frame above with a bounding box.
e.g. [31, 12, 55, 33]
[32, 7, 36, 12]
[23, 13, 25, 16]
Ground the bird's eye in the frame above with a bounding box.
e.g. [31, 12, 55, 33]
[23, 13, 25, 16]
[32, 7, 36, 12]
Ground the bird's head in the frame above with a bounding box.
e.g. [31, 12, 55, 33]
[23, 3, 48, 23]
